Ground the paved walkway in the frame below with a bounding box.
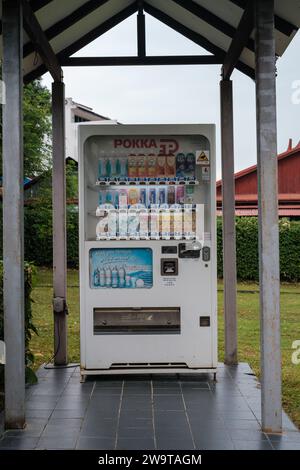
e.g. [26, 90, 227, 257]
[0, 363, 299, 450]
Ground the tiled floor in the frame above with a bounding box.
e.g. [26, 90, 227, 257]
[0, 362, 299, 450]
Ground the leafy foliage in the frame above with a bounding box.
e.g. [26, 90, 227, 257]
[0, 261, 38, 387]
[217, 217, 300, 281]
[0, 79, 52, 177]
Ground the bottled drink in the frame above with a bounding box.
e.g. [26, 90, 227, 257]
[147, 154, 157, 179]
[139, 188, 147, 206]
[128, 154, 138, 179]
[119, 189, 128, 208]
[128, 188, 139, 206]
[120, 155, 128, 179]
[139, 209, 149, 238]
[185, 153, 196, 180]
[119, 209, 128, 237]
[98, 153, 107, 181]
[166, 155, 176, 179]
[105, 267, 112, 287]
[119, 266, 126, 288]
[137, 154, 147, 179]
[112, 266, 118, 288]
[176, 153, 186, 179]
[157, 155, 166, 179]
[176, 185, 185, 204]
[99, 268, 106, 287]
[148, 187, 157, 205]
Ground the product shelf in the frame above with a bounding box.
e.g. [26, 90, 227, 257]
[94, 179, 199, 187]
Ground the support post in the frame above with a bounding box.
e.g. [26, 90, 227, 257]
[137, 1, 146, 58]
[255, 0, 282, 433]
[220, 79, 238, 365]
[52, 81, 68, 365]
[2, 0, 25, 429]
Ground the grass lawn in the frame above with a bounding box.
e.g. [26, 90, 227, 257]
[30, 268, 300, 428]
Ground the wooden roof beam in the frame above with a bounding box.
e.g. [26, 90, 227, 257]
[22, 0, 62, 82]
[222, 0, 254, 80]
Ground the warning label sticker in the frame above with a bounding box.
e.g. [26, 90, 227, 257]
[196, 150, 210, 165]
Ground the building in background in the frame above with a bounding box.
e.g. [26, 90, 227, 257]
[217, 139, 300, 218]
[65, 98, 118, 161]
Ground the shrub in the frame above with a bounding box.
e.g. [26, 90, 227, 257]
[0, 262, 38, 387]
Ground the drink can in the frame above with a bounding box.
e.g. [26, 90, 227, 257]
[176, 185, 185, 204]
[158, 187, 166, 205]
[148, 187, 157, 205]
[139, 188, 147, 206]
[167, 186, 176, 205]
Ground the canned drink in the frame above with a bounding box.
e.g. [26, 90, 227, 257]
[158, 187, 166, 205]
[139, 188, 147, 206]
[148, 187, 157, 205]
[167, 186, 176, 205]
[176, 185, 185, 204]
[176, 153, 186, 179]
[128, 188, 139, 206]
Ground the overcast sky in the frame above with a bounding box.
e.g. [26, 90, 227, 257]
[42, 14, 300, 179]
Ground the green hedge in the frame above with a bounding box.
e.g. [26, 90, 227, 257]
[217, 217, 300, 282]
[0, 262, 38, 387]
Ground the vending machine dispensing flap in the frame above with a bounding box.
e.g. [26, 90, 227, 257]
[178, 241, 202, 258]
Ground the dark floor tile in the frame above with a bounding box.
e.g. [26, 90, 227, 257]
[81, 419, 117, 438]
[4, 419, 46, 438]
[228, 429, 268, 441]
[41, 426, 80, 439]
[120, 410, 152, 420]
[194, 438, 234, 450]
[118, 417, 153, 429]
[153, 388, 182, 395]
[154, 411, 188, 426]
[26, 409, 53, 419]
[223, 419, 261, 431]
[155, 425, 192, 439]
[153, 396, 184, 411]
[156, 437, 194, 450]
[76, 437, 115, 450]
[50, 409, 86, 419]
[47, 418, 82, 428]
[36, 436, 77, 450]
[117, 438, 155, 450]
[233, 440, 274, 450]
[118, 427, 154, 439]
[0, 436, 39, 450]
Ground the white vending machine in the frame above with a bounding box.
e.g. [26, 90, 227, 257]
[79, 124, 217, 379]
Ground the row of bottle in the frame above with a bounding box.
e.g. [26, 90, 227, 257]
[93, 265, 135, 288]
[98, 152, 196, 181]
[95, 206, 197, 239]
[98, 185, 195, 207]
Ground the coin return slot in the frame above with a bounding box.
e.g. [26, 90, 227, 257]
[94, 307, 180, 334]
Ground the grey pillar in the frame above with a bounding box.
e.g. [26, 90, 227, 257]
[2, 0, 25, 429]
[255, 0, 282, 433]
[220, 79, 238, 365]
[52, 81, 68, 365]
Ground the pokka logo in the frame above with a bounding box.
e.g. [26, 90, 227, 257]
[114, 138, 179, 155]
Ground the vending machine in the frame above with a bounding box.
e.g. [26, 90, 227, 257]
[79, 124, 217, 379]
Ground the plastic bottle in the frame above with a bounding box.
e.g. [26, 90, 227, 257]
[120, 155, 128, 179]
[125, 273, 131, 288]
[99, 268, 106, 287]
[105, 266, 112, 287]
[112, 266, 118, 288]
[98, 152, 107, 181]
[119, 266, 126, 288]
